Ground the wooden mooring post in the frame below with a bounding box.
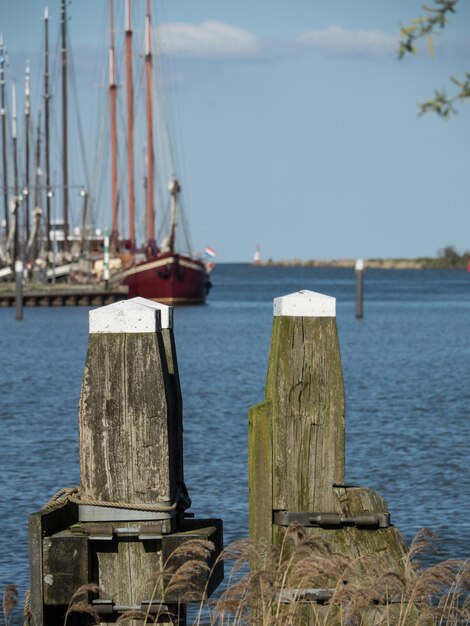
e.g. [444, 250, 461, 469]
[355, 258, 364, 319]
[29, 297, 223, 626]
[249, 290, 408, 623]
[15, 259, 23, 320]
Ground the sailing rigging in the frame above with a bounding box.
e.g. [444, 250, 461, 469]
[0, 0, 212, 301]
[0, 1, 95, 282]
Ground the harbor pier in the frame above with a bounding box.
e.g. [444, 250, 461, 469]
[0, 284, 128, 307]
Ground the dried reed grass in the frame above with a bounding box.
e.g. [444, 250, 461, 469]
[7, 528, 470, 626]
[210, 526, 470, 626]
[63, 583, 103, 625]
[2, 584, 17, 626]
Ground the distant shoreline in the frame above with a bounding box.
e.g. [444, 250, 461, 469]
[256, 257, 469, 270]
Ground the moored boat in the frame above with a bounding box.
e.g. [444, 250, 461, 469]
[115, 251, 210, 305]
[106, 0, 212, 304]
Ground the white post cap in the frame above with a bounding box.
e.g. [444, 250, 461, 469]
[89, 298, 170, 334]
[131, 297, 173, 329]
[273, 290, 336, 318]
[355, 258, 364, 271]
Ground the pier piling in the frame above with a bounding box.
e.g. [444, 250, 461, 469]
[355, 258, 364, 318]
[249, 289, 408, 622]
[29, 298, 223, 625]
[15, 259, 23, 320]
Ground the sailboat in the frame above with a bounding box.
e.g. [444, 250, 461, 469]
[109, 0, 212, 305]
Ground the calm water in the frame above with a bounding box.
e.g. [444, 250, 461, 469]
[1, 264, 470, 609]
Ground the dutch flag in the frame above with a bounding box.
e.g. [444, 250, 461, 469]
[204, 246, 216, 259]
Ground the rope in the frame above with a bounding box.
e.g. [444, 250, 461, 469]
[41, 487, 178, 513]
[23, 589, 31, 626]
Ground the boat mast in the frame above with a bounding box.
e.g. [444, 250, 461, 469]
[144, 0, 155, 246]
[125, 0, 135, 247]
[44, 7, 51, 256]
[0, 34, 9, 237]
[28, 112, 42, 262]
[109, 0, 119, 246]
[34, 113, 42, 218]
[11, 82, 20, 264]
[168, 178, 180, 254]
[24, 62, 31, 241]
[61, 0, 69, 253]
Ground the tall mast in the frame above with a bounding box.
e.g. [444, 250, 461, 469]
[11, 82, 19, 262]
[24, 61, 31, 241]
[0, 34, 9, 236]
[109, 0, 118, 245]
[44, 7, 51, 255]
[61, 0, 69, 252]
[144, 0, 155, 245]
[31, 112, 42, 262]
[125, 0, 135, 246]
[34, 113, 42, 216]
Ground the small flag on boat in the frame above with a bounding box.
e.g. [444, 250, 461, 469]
[205, 246, 216, 259]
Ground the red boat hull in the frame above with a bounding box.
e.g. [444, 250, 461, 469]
[117, 253, 210, 305]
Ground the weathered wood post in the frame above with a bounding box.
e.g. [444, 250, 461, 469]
[79, 298, 183, 623]
[355, 258, 364, 319]
[29, 297, 222, 626]
[249, 290, 407, 620]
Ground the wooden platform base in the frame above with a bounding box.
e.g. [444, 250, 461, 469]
[0, 285, 128, 307]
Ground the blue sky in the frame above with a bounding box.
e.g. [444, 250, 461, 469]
[1, 0, 469, 262]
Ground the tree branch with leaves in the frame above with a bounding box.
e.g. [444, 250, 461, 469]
[398, 0, 469, 117]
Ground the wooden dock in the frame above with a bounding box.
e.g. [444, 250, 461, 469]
[0, 284, 128, 307]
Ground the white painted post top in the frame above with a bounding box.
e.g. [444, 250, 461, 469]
[131, 297, 173, 329]
[273, 290, 336, 317]
[89, 297, 173, 333]
[355, 258, 364, 271]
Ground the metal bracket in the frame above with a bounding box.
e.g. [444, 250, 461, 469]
[71, 522, 164, 540]
[333, 483, 361, 489]
[273, 510, 391, 529]
[276, 587, 402, 606]
[277, 588, 334, 604]
[92, 599, 172, 616]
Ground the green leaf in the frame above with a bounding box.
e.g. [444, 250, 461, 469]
[427, 35, 436, 57]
